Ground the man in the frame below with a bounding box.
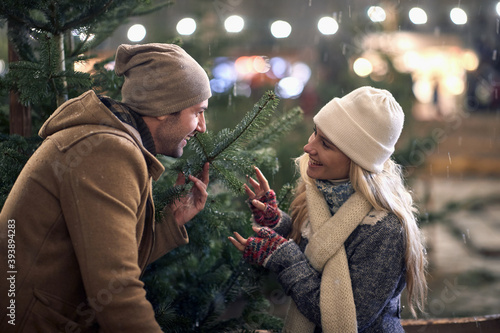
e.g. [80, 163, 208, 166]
[0, 43, 211, 332]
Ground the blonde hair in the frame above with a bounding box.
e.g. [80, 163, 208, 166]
[289, 153, 427, 317]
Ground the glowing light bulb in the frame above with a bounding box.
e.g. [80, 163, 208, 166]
[450, 8, 467, 25]
[409, 7, 428, 25]
[367, 6, 386, 22]
[224, 15, 244, 33]
[127, 24, 146, 42]
[353, 58, 373, 77]
[270, 20, 292, 38]
[318, 17, 339, 35]
[176, 18, 196, 35]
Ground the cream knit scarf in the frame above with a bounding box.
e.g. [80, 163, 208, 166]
[283, 183, 372, 333]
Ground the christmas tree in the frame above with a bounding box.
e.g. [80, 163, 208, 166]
[144, 91, 303, 331]
[0, 0, 173, 134]
[0, 0, 175, 209]
[0, 2, 306, 330]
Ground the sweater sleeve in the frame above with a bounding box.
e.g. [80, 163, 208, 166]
[347, 215, 406, 331]
[265, 241, 322, 326]
[272, 210, 293, 238]
[61, 135, 163, 333]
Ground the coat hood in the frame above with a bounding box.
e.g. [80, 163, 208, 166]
[39, 90, 127, 139]
[38, 90, 165, 180]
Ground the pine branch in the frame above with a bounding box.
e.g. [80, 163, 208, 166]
[62, 0, 116, 31]
[166, 91, 282, 197]
[209, 91, 279, 161]
[147, 92, 302, 331]
[246, 106, 303, 150]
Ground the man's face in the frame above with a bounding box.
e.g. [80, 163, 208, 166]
[151, 100, 208, 157]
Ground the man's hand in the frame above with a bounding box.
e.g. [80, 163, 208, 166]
[170, 162, 209, 226]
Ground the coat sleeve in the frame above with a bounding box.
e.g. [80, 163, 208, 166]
[265, 241, 322, 326]
[60, 134, 163, 333]
[147, 206, 189, 265]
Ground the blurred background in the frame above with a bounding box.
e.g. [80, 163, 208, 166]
[1, 0, 499, 322]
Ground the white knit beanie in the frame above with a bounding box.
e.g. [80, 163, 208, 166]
[313, 86, 404, 173]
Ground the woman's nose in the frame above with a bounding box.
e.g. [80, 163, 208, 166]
[303, 134, 315, 154]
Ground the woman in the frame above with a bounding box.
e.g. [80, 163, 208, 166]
[229, 86, 427, 332]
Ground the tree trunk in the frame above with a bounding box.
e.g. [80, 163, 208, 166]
[8, 40, 32, 137]
[56, 33, 68, 107]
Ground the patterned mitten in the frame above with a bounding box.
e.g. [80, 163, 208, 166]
[249, 190, 281, 227]
[243, 227, 287, 266]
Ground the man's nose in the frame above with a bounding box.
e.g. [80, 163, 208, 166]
[197, 113, 206, 133]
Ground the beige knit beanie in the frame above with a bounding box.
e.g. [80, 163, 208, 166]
[313, 86, 404, 173]
[115, 43, 212, 116]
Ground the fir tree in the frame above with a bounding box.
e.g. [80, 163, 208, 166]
[0, 2, 307, 330]
[0, 0, 173, 131]
[143, 92, 303, 331]
[0, 0, 173, 205]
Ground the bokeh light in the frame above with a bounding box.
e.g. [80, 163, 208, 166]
[253, 56, 270, 73]
[409, 7, 428, 25]
[127, 24, 146, 42]
[367, 6, 386, 23]
[176, 18, 197, 35]
[72, 29, 96, 42]
[290, 62, 311, 84]
[224, 15, 245, 33]
[269, 57, 289, 78]
[462, 50, 479, 71]
[445, 75, 465, 95]
[353, 58, 373, 77]
[412, 79, 434, 103]
[450, 8, 467, 25]
[276, 77, 304, 99]
[235, 56, 254, 76]
[270, 20, 292, 38]
[317, 16, 339, 35]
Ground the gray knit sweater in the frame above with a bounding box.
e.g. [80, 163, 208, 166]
[266, 209, 406, 332]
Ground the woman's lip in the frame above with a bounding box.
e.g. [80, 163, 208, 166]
[308, 158, 323, 167]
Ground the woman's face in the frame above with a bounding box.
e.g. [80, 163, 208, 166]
[303, 125, 351, 180]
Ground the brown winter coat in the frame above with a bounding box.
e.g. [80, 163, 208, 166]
[0, 90, 189, 332]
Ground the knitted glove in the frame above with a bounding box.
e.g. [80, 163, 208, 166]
[249, 190, 281, 228]
[243, 227, 287, 266]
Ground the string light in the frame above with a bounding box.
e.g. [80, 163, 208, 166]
[270, 20, 292, 38]
[224, 15, 245, 33]
[127, 24, 146, 42]
[409, 7, 428, 25]
[176, 18, 196, 35]
[317, 17, 339, 35]
[450, 8, 467, 25]
[367, 6, 386, 23]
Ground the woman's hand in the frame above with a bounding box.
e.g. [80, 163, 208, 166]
[229, 226, 287, 266]
[228, 230, 248, 252]
[244, 166, 281, 227]
[169, 162, 210, 226]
